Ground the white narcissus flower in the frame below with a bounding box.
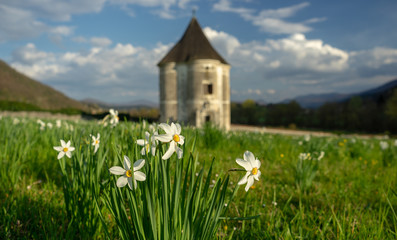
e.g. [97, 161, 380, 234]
[380, 141, 389, 150]
[37, 119, 45, 130]
[91, 133, 100, 154]
[155, 122, 184, 160]
[236, 151, 261, 192]
[136, 131, 157, 156]
[109, 156, 146, 189]
[53, 140, 75, 159]
[109, 109, 119, 126]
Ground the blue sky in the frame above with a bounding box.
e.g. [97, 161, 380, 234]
[1, 0, 397, 104]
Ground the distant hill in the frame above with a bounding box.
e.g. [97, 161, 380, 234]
[282, 79, 397, 108]
[0, 60, 88, 111]
[355, 79, 397, 103]
[81, 98, 158, 110]
[285, 93, 352, 108]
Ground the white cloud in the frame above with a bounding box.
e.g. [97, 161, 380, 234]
[247, 88, 262, 95]
[0, 5, 48, 42]
[266, 89, 276, 94]
[72, 36, 88, 43]
[110, 0, 194, 19]
[4, 0, 106, 21]
[0, 0, 192, 43]
[203, 27, 240, 55]
[204, 27, 349, 74]
[213, 0, 253, 15]
[351, 47, 397, 68]
[90, 37, 113, 47]
[213, 0, 321, 34]
[202, 27, 397, 101]
[10, 41, 172, 102]
[50, 26, 74, 36]
[250, 18, 311, 34]
[254, 2, 309, 19]
[11, 43, 69, 79]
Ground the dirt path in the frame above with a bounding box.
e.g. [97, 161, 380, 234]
[231, 124, 387, 139]
[1, 111, 388, 139]
[0, 111, 82, 120]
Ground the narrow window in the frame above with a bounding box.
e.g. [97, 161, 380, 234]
[205, 115, 211, 122]
[204, 83, 213, 95]
[207, 83, 213, 94]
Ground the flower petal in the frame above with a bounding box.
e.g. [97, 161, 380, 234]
[175, 123, 182, 134]
[53, 146, 63, 151]
[145, 131, 150, 141]
[57, 151, 65, 159]
[134, 171, 146, 181]
[244, 151, 255, 165]
[238, 172, 250, 185]
[109, 166, 126, 175]
[124, 156, 131, 170]
[68, 147, 75, 152]
[133, 159, 145, 171]
[60, 139, 66, 147]
[159, 123, 172, 134]
[254, 159, 261, 169]
[176, 146, 183, 159]
[128, 177, 134, 190]
[94, 144, 99, 154]
[151, 145, 157, 156]
[65, 151, 72, 158]
[117, 176, 128, 188]
[236, 158, 252, 171]
[162, 143, 175, 160]
[136, 139, 145, 146]
[155, 134, 172, 142]
[178, 135, 185, 145]
[171, 122, 178, 133]
[245, 176, 254, 192]
[254, 170, 261, 181]
[140, 147, 146, 155]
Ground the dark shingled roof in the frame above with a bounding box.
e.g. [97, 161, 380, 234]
[157, 17, 229, 66]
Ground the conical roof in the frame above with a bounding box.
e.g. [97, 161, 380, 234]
[157, 17, 228, 66]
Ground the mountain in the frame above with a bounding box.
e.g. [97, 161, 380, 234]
[0, 59, 88, 111]
[81, 98, 158, 110]
[286, 93, 352, 108]
[356, 79, 397, 101]
[281, 78, 397, 108]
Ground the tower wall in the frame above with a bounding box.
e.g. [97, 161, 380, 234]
[159, 62, 178, 122]
[178, 59, 230, 130]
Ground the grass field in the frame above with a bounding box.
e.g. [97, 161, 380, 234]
[0, 116, 396, 239]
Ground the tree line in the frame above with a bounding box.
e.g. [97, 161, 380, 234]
[231, 89, 397, 134]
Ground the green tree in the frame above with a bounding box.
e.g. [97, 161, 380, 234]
[386, 89, 397, 120]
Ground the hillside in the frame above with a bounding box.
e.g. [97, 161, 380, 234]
[0, 60, 88, 111]
[282, 79, 397, 108]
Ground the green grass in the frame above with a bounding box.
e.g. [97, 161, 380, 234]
[0, 116, 396, 239]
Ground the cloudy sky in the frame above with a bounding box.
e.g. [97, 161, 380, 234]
[1, 0, 397, 104]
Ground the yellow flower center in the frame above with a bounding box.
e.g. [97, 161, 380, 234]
[251, 167, 258, 175]
[145, 143, 150, 152]
[173, 134, 180, 142]
[63, 147, 68, 152]
[95, 140, 99, 144]
[126, 170, 132, 178]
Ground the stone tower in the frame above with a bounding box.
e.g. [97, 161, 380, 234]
[157, 17, 231, 130]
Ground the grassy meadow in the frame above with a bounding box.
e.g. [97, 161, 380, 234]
[0, 116, 396, 239]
